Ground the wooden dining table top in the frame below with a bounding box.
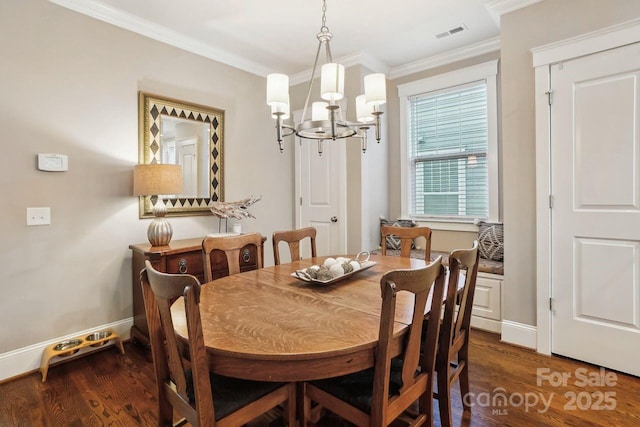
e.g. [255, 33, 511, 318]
[170, 254, 436, 382]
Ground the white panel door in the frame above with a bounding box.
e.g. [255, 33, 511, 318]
[551, 42, 640, 376]
[177, 139, 198, 197]
[296, 138, 347, 258]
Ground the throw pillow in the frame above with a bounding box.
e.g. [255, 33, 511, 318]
[477, 221, 504, 262]
[380, 217, 417, 250]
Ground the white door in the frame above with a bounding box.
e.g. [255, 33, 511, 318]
[177, 140, 198, 197]
[295, 137, 347, 258]
[551, 42, 640, 376]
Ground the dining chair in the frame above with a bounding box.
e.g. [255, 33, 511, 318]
[272, 227, 317, 265]
[435, 241, 480, 427]
[380, 225, 432, 262]
[140, 261, 296, 427]
[302, 257, 447, 427]
[202, 232, 264, 282]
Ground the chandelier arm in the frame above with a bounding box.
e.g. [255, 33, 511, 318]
[329, 106, 337, 140]
[280, 123, 296, 135]
[301, 39, 325, 123]
[325, 37, 333, 63]
[373, 111, 383, 143]
[359, 128, 368, 153]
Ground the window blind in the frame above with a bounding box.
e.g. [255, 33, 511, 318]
[408, 80, 489, 219]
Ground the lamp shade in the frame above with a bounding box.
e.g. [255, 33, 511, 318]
[271, 95, 290, 120]
[320, 63, 345, 102]
[133, 164, 183, 196]
[356, 95, 374, 123]
[364, 73, 387, 106]
[266, 73, 290, 109]
[312, 102, 329, 121]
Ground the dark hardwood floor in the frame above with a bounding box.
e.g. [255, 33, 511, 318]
[1, 329, 638, 426]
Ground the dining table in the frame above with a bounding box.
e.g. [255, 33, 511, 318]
[170, 253, 448, 382]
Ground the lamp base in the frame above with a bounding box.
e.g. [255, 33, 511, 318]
[148, 199, 173, 246]
[148, 218, 173, 247]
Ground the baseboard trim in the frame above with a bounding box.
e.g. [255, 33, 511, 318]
[500, 320, 537, 349]
[0, 318, 132, 382]
[471, 315, 502, 333]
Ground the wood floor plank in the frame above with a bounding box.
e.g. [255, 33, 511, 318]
[1, 330, 639, 426]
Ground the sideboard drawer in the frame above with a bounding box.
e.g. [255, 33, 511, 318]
[166, 252, 204, 280]
[208, 246, 260, 280]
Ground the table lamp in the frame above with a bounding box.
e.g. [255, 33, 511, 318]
[133, 164, 183, 246]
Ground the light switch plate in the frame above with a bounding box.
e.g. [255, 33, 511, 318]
[27, 207, 51, 226]
[37, 153, 68, 172]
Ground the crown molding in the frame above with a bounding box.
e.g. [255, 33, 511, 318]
[48, 0, 272, 77]
[49, 0, 502, 83]
[485, 0, 543, 26]
[531, 17, 640, 67]
[388, 37, 500, 80]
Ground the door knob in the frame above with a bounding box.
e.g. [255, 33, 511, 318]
[330, 216, 338, 223]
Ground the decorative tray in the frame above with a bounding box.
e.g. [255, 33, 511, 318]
[291, 251, 376, 285]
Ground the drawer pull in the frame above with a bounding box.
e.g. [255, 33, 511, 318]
[178, 258, 188, 274]
[242, 249, 251, 263]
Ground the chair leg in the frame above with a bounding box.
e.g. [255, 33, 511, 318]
[286, 383, 297, 427]
[437, 368, 453, 427]
[418, 390, 434, 427]
[459, 346, 471, 412]
[157, 392, 174, 427]
[302, 383, 312, 427]
[459, 364, 471, 412]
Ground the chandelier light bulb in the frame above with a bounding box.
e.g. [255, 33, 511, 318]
[272, 96, 290, 120]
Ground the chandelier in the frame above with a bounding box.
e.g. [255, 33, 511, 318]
[266, 0, 386, 155]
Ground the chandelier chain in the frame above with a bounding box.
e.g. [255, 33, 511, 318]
[320, 0, 328, 33]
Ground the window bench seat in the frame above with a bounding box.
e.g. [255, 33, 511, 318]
[371, 248, 503, 333]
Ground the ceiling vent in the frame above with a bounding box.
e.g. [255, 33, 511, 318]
[435, 25, 467, 39]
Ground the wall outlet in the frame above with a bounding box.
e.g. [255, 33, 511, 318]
[27, 207, 51, 226]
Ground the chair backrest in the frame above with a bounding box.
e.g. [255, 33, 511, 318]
[202, 233, 264, 282]
[380, 225, 432, 262]
[439, 241, 480, 356]
[141, 260, 215, 426]
[272, 227, 317, 265]
[370, 256, 446, 422]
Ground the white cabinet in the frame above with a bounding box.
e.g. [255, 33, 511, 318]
[471, 272, 503, 333]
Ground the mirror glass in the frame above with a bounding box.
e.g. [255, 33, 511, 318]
[160, 116, 210, 198]
[138, 92, 224, 218]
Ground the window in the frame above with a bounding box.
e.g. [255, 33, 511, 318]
[399, 60, 499, 225]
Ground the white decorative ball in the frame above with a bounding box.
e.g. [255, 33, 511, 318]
[349, 260, 361, 271]
[323, 257, 337, 267]
[335, 257, 349, 264]
[329, 263, 345, 278]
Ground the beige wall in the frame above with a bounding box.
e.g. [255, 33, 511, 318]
[500, 0, 640, 326]
[0, 0, 293, 354]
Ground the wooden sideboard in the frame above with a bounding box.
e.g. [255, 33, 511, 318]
[129, 236, 264, 347]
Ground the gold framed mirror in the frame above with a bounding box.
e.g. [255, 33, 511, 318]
[138, 92, 224, 218]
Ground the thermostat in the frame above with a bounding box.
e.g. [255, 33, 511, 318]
[38, 153, 68, 172]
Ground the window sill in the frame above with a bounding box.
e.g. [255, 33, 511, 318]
[410, 218, 479, 232]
